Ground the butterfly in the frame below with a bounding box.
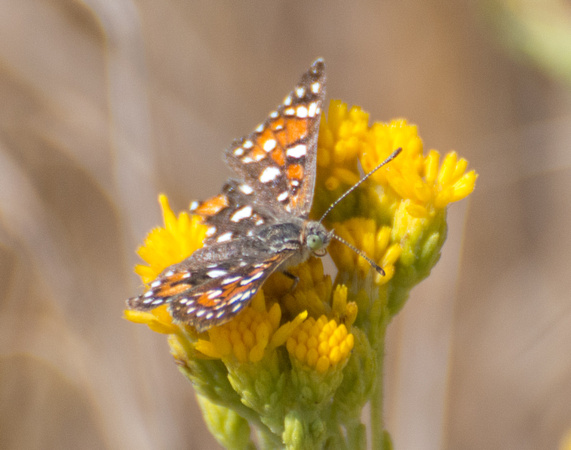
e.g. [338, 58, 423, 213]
[127, 59, 399, 332]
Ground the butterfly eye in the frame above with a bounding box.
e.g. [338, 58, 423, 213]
[307, 234, 324, 251]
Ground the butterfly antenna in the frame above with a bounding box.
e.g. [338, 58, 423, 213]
[320, 147, 402, 276]
[331, 234, 385, 275]
[318, 147, 402, 223]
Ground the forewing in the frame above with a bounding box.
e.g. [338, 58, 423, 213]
[190, 179, 278, 246]
[223, 58, 326, 218]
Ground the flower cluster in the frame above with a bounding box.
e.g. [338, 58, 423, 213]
[125, 100, 477, 449]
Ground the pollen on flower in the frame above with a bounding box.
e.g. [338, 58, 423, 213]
[135, 194, 207, 284]
[287, 315, 354, 374]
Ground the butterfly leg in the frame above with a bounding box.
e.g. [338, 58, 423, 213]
[282, 271, 300, 292]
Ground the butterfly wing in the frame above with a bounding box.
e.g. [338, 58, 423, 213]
[190, 59, 326, 244]
[127, 238, 288, 331]
[222, 58, 326, 218]
[128, 59, 327, 331]
[191, 178, 279, 246]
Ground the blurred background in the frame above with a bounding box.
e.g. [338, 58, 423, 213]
[1, 1, 570, 449]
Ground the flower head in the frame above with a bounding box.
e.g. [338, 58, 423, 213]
[287, 315, 354, 374]
[135, 194, 206, 284]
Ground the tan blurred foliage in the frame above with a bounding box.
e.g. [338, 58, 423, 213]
[1, 1, 570, 449]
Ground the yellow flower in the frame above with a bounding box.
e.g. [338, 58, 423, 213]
[124, 194, 206, 334]
[313, 101, 372, 222]
[124, 305, 179, 335]
[195, 289, 307, 363]
[361, 119, 477, 218]
[264, 257, 333, 320]
[328, 218, 402, 284]
[287, 315, 355, 374]
[135, 194, 206, 284]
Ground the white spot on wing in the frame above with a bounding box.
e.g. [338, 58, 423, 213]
[311, 82, 321, 94]
[286, 144, 307, 159]
[259, 166, 281, 184]
[239, 184, 254, 195]
[222, 276, 241, 285]
[206, 226, 216, 237]
[296, 86, 306, 98]
[284, 95, 292, 106]
[240, 271, 265, 286]
[242, 156, 254, 164]
[231, 206, 253, 222]
[207, 269, 227, 278]
[231, 303, 245, 312]
[190, 201, 199, 211]
[277, 191, 289, 202]
[284, 107, 295, 116]
[217, 231, 233, 242]
[234, 147, 244, 156]
[255, 124, 264, 132]
[263, 139, 277, 152]
[207, 289, 223, 299]
[308, 102, 318, 117]
[296, 106, 308, 118]
[243, 140, 254, 149]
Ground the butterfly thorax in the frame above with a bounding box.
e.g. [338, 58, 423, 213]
[255, 219, 332, 270]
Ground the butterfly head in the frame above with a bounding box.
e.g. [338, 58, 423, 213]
[303, 221, 333, 257]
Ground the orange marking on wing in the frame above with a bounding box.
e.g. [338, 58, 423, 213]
[196, 282, 241, 308]
[258, 128, 274, 145]
[195, 292, 219, 308]
[287, 163, 304, 181]
[156, 282, 191, 297]
[196, 194, 229, 216]
[250, 146, 266, 161]
[284, 117, 308, 141]
[270, 148, 286, 166]
[274, 127, 288, 148]
[270, 117, 285, 132]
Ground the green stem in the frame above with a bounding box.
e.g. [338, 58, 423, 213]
[370, 318, 388, 450]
